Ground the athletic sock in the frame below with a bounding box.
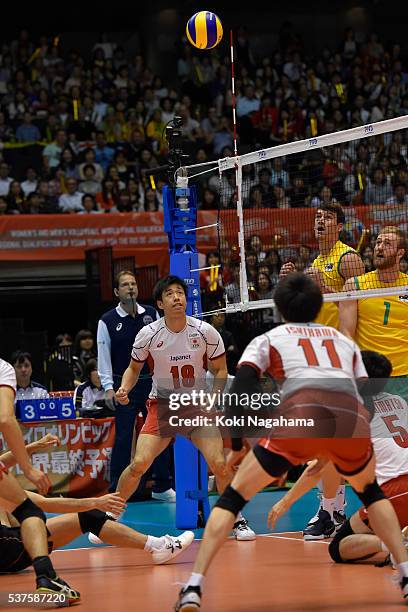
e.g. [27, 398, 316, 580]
[185, 573, 204, 589]
[33, 556, 57, 580]
[397, 561, 408, 579]
[144, 535, 164, 552]
[335, 485, 345, 511]
[322, 497, 336, 520]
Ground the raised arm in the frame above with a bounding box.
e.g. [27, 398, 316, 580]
[339, 252, 365, 282]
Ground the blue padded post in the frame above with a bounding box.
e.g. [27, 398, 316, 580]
[163, 184, 210, 529]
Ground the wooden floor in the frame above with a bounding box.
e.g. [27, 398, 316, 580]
[2, 533, 402, 611]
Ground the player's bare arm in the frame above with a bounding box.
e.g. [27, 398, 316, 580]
[267, 459, 325, 529]
[339, 252, 365, 281]
[116, 359, 145, 404]
[24, 491, 126, 515]
[208, 353, 228, 394]
[0, 433, 60, 469]
[339, 276, 359, 339]
[225, 364, 260, 470]
[0, 386, 50, 495]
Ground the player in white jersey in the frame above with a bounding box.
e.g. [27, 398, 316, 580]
[175, 273, 408, 611]
[267, 350, 408, 566]
[0, 358, 80, 601]
[115, 275, 255, 540]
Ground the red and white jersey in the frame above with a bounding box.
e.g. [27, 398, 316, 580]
[370, 392, 408, 485]
[0, 358, 16, 394]
[238, 323, 367, 398]
[131, 316, 225, 398]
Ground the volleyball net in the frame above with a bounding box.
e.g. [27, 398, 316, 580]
[179, 115, 408, 315]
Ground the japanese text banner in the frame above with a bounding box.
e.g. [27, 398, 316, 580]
[0, 418, 115, 497]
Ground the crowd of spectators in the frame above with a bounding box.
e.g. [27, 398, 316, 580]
[0, 27, 407, 215]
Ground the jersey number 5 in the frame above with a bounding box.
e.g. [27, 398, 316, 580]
[381, 415, 408, 448]
[170, 365, 195, 389]
[298, 338, 342, 368]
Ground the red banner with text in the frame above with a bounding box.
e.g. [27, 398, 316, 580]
[0, 207, 402, 264]
[0, 418, 115, 498]
[0, 212, 219, 261]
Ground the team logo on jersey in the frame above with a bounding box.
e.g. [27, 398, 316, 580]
[189, 337, 200, 350]
[398, 294, 408, 303]
[143, 315, 153, 325]
[156, 341, 164, 348]
[188, 331, 200, 338]
[324, 263, 334, 271]
[116, 323, 123, 331]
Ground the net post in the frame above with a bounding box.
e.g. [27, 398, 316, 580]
[163, 175, 210, 529]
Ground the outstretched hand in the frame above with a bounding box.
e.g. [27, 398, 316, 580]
[94, 492, 127, 514]
[31, 433, 60, 452]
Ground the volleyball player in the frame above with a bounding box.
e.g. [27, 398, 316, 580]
[0, 357, 80, 602]
[268, 350, 408, 567]
[0, 437, 194, 571]
[340, 226, 408, 394]
[114, 275, 255, 541]
[281, 203, 365, 538]
[174, 273, 408, 611]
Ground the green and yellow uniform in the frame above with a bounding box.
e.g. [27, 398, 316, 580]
[311, 240, 358, 328]
[354, 270, 408, 377]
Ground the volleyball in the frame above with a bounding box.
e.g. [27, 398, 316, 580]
[186, 11, 223, 50]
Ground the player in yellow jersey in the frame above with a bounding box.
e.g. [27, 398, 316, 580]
[281, 203, 365, 328]
[340, 226, 408, 397]
[280, 203, 366, 539]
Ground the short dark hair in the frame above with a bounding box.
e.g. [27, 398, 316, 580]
[153, 275, 188, 304]
[318, 202, 345, 225]
[10, 350, 32, 366]
[274, 272, 323, 322]
[361, 350, 392, 378]
[359, 351, 392, 402]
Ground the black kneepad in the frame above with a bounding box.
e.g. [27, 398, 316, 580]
[328, 519, 354, 563]
[78, 510, 110, 536]
[12, 498, 46, 524]
[214, 485, 247, 516]
[354, 480, 386, 509]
